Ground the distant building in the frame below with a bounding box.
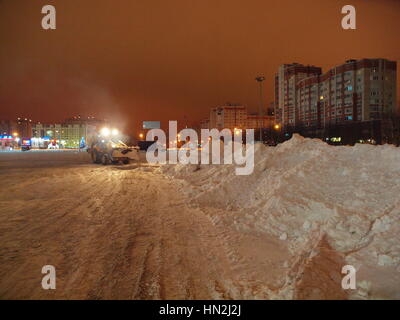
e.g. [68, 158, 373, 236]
[246, 114, 274, 129]
[202, 103, 275, 131]
[0, 118, 33, 138]
[209, 104, 247, 130]
[16, 117, 33, 138]
[0, 119, 17, 136]
[31, 117, 104, 148]
[200, 118, 210, 129]
[64, 115, 105, 126]
[275, 59, 397, 129]
[0, 119, 30, 150]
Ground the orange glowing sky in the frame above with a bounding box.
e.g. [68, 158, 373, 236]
[0, 0, 399, 134]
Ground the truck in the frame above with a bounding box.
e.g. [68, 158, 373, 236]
[88, 128, 140, 165]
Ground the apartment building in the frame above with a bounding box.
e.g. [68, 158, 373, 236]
[275, 59, 397, 128]
[275, 63, 322, 127]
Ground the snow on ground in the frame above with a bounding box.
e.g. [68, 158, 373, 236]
[161, 134, 400, 299]
[0, 150, 289, 299]
[0, 138, 399, 300]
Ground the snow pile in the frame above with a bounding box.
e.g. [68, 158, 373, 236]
[161, 134, 400, 299]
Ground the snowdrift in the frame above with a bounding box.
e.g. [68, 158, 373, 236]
[161, 134, 400, 299]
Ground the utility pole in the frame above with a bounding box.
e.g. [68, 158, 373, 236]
[255, 76, 266, 142]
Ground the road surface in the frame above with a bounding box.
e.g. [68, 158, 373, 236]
[0, 151, 295, 299]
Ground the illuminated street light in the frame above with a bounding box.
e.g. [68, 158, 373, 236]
[12, 132, 18, 137]
[112, 129, 119, 136]
[274, 124, 281, 130]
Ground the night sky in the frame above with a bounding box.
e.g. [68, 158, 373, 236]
[0, 0, 399, 135]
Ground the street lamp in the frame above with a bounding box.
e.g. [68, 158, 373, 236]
[255, 76, 266, 142]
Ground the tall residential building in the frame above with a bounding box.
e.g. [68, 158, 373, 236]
[275, 63, 322, 127]
[275, 59, 397, 128]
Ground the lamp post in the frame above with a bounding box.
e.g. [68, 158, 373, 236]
[255, 76, 266, 142]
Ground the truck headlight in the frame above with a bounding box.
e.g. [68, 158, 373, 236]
[100, 128, 110, 137]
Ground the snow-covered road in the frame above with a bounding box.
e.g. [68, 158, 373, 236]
[0, 151, 290, 299]
[1, 139, 399, 300]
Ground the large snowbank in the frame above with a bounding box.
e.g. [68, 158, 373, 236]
[161, 134, 400, 299]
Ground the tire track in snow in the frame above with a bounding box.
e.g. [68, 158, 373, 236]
[1, 159, 290, 299]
